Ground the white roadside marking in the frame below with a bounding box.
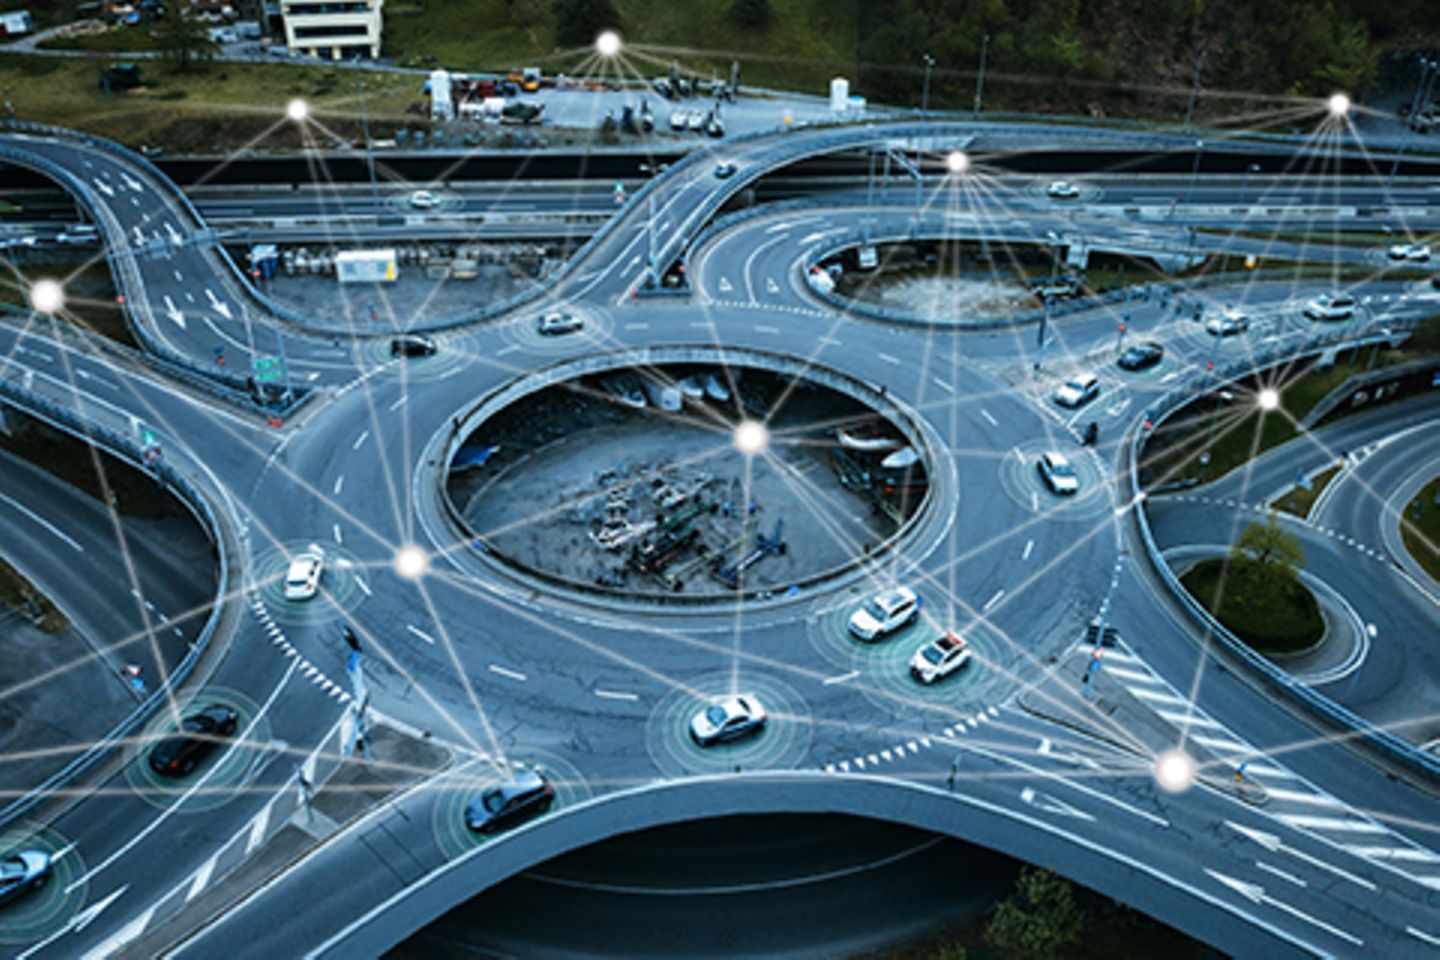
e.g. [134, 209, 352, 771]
[1206, 870, 1362, 946]
[1255, 861, 1307, 888]
[388, 395, 408, 411]
[0, 492, 84, 552]
[332, 523, 343, 545]
[1021, 539, 1034, 560]
[824, 670, 860, 685]
[980, 408, 999, 427]
[333, 475, 344, 496]
[878, 352, 900, 365]
[932, 377, 953, 393]
[354, 576, 371, 597]
[1224, 821, 1377, 891]
[983, 589, 1005, 612]
[352, 430, 369, 451]
[245, 802, 272, 854]
[79, 905, 156, 960]
[1408, 926, 1440, 947]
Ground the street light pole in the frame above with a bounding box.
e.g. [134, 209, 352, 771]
[1183, 49, 1208, 131]
[921, 53, 935, 118]
[1183, 139, 1204, 208]
[972, 35, 989, 119]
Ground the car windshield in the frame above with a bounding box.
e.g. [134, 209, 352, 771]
[0, 857, 25, 880]
[861, 600, 887, 620]
[482, 787, 507, 813]
[183, 717, 210, 734]
[705, 705, 729, 726]
[1065, 379, 1087, 392]
[1049, 458, 1075, 476]
[922, 647, 943, 665]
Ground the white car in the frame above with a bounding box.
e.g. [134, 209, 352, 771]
[1046, 180, 1080, 199]
[689, 694, 766, 746]
[1052, 374, 1100, 409]
[909, 631, 972, 684]
[1205, 309, 1250, 337]
[848, 586, 920, 642]
[537, 311, 583, 336]
[1387, 242, 1431, 262]
[409, 190, 440, 209]
[283, 546, 325, 600]
[1037, 451, 1079, 495]
[1302, 292, 1357, 321]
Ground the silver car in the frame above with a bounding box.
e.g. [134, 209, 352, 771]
[0, 849, 51, 906]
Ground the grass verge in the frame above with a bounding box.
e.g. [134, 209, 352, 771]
[1272, 462, 1342, 519]
[1400, 476, 1440, 582]
[0, 556, 67, 633]
[1180, 558, 1323, 655]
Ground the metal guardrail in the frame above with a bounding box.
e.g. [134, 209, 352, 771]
[0, 378, 233, 829]
[1126, 319, 1440, 782]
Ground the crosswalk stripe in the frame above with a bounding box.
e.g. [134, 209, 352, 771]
[1277, 815, 1388, 833]
[1264, 788, 1344, 807]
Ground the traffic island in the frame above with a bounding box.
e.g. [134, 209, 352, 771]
[1178, 558, 1323, 656]
[127, 719, 452, 957]
[1019, 646, 1268, 806]
[1399, 475, 1440, 582]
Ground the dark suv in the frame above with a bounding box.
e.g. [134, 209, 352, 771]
[149, 705, 238, 778]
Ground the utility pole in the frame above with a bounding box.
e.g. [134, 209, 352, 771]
[1183, 49, 1208, 131]
[972, 34, 990, 119]
[920, 53, 935, 118]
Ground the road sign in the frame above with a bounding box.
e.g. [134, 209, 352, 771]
[253, 355, 282, 383]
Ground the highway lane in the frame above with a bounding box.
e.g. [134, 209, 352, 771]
[1, 119, 1439, 956]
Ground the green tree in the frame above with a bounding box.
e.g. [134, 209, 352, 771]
[983, 866, 1083, 960]
[1230, 511, 1304, 578]
[731, 0, 772, 31]
[154, 8, 216, 73]
[552, 0, 620, 50]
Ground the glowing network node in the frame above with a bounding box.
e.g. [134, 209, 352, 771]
[733, 419, 769, 456]
[1257, 387, 1280, 411]
[1326, 92, 1351, 117]
[595, 30, 622, 57]
[393, 544, 431, 580]
[286, 98, 309, 122]
[945, 150, 970, 174]
[1154, 748, 1197, 794]
[29, 278, 65, 314]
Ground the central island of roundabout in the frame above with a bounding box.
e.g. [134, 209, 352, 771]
[431, 345, 954, 605]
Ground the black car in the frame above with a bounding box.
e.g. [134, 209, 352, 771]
[1431, 273, 1440, 291]
[149, 705, 239, 778]
[0, 850, 51, 907]
[465, 768, 554, 834]
[390, 335, 437, 358]
[1117, 341, 1164, 371]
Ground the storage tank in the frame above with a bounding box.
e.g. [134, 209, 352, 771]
[829, 77, 850, 113]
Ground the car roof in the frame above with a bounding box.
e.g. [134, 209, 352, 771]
[877, 586, 915, 607]
[1043, 450, 1070, 466]
[936, 632, 965, 651]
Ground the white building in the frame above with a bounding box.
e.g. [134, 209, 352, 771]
[280, 0, 383, 60]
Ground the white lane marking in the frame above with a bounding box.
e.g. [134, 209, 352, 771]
[1021, 539, 1034, 561]
[877, 352, 900, 365]
[352, 430, 369, 451]
[824, 670, 860, 685]
[0, 492, 84, 552]
[1255, 860, 1307, 888]
[623, 322, 650, 331]
[982, 589, 1006, 612]
[595, 689, 639, 701]
[354, 576, 371, 597]
[185, 854, 217, 903]
[333, 475, 344, 496]
[1263, 788, 1343, 808]
[980, 408, 999, 427]
[754, 324, 780, 334]
[406, 625, 436, 645]
[1206, 870, 1362, 946]
[496, 344, 521, 356]
[489, 664, 527, 682]
[332, 523, 343, 545]
[1129, 687, 1189, 706]
[932, 376, 954, 393]
[388, 395, 408, 412]
[1224, 821, 1377, 891]
[1343, 846, 1440, 864]
[79, 905, 156, 960]
[1275, 815, 1387, 834]
[245, 802, 272, 854]
[1019, 787, 1096, 822]
[1408, 926, 1440, 947]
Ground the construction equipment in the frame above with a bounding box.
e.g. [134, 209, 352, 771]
[712, 519, 786, 589]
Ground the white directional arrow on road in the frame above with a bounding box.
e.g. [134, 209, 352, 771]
[132, 225, 145, 247]
[205, 288, 232, 320]
[766, 278, 780, 294]
[91, 177, 114, 198]
[718, 277, 732, 292]
[162, 295, 186, 329]
[1205, 868, 1363, 945]
[1224, 820, 1377, 890]
[14, 884, 129, 959]
[121, 173, 143, 192]
[164, 222, 182, 246]
[1019, 787, 1095, 822]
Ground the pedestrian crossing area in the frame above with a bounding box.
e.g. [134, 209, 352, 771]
[1097, 645, 1440, 892]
